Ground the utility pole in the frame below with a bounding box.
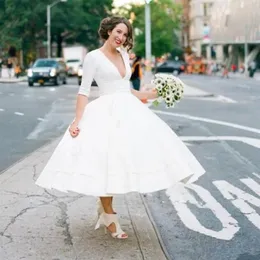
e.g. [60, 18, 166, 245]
[244, 24, 249, 72]
[47, 5, 51, 58]
[145, 0, 152, 72]
[46, 0, 67, 58]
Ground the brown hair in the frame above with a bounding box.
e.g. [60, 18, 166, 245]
[98, 16, 133, 51]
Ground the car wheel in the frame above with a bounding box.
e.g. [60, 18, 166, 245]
[78, 79, 81, 86]
[63, 77, 67, 84]
[55, 76, 61, 86]
[28, 82, 34, 87]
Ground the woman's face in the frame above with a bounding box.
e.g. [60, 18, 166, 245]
[108, 23, 128, 48]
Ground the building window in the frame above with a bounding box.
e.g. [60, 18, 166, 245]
[203, 3, 208, 17]
[203, 2, 213, 17]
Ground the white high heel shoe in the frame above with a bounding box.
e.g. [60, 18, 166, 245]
[97, 200, 104, 217]
[95, 212, 128, 239]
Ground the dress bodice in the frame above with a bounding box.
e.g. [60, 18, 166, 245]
[78, 48, 132, 97]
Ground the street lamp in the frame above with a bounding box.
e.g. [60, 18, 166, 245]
[47, 0, 67, 58]
[145, 0, 152, 72]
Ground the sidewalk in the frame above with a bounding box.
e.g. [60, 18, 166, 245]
[215, 71, 260, 81]
[0, 76, 27, 83]
[0, 139, 168, 260]
[141, 71, 212, 98]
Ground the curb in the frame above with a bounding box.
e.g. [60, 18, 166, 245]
[141, 194, 171, 260]
[0, 79, 27, 83]
[0, 137, 59, 176]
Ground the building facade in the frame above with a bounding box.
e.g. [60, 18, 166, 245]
[177, 0, 260, 68]
[209, 0, 260, 68]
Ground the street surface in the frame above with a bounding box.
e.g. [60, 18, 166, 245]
[1, 75, 260, 260]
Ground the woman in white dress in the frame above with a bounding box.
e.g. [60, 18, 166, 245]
[36, 16, 205, 239]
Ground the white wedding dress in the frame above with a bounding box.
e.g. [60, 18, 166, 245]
[35, 48, 205, 196]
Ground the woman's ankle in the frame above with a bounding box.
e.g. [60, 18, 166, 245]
[103, 208, 115, 214]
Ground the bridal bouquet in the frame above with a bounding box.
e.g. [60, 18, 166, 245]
[151, 73, 184, 108]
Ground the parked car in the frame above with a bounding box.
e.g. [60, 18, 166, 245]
[155, 60, 185, 75]
[77, 64, 97, 86]
[27, 58, 67, 87]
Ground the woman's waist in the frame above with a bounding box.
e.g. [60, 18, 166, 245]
[98, 83, 131, 96]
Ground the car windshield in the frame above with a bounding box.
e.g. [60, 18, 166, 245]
[67, 59, 80, 63]
[33, 60, 56, 68]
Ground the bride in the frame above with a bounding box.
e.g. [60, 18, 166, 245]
[36, 16, 205, 239]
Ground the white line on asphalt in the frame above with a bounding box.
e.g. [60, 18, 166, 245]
[0, 108, 4, 111]
[252, 172, 260, 180]
[37, 117, 45, 121]
[184, 95, 237, 103]
[14, 112, 24, 116]
[49, 88, 56, 92]
[183, 142, 194, 146]
[215, 95, 237, 103]
[180, 136, 260, 149]
[153, 110, 260, 135]
[214, 180, 260, 230]
[23, 94, 30, 98]
[166, 183, 240, 240]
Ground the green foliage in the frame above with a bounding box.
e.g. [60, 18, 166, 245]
[115, 0, 182, 58]
[0, 0, 113, 63]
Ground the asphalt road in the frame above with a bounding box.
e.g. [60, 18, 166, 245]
[144, 74, 260, 260]
[0, 78, 79, 173]
[1, 75, 260, 260]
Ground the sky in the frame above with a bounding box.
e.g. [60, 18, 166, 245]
[113, 0, 143, 7]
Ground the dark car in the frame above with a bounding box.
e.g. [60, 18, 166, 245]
[27, 58, 67, 87]
[155, 60, 185, 75]
[77, 64, 97, 86]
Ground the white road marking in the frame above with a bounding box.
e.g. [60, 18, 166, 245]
[153, 110, 260, 135]
[216, 95, 237, 103]
[14, 112, 24, 116]
[23, 94, 30, 98]
[166, 136, 260, 240]
[166, 183, 240, 240]
[49, 88, 56, 92]
[0, 108, 4, 112]
[252, 172, 260, 180]
[185, 95, 237, 103]
[37, 117, 45, 121]
[183, 142, 194, 146]
[214, 180, 260, 230]
[236, 84, 250, 89]
[180, 136, 260, 149]
[38, 96, 46, 100]
[240, 178, 260, 197]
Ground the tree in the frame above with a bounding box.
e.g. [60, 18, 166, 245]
[50, 0, 113, 56]
[0, 0, 113, 65]
[116, 0, 182, 58]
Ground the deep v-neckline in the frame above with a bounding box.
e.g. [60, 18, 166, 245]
[98, 49, 127, 79]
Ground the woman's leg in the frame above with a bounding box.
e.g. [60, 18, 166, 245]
[100, 197, 114, 214]
[99, 197, 127, 237]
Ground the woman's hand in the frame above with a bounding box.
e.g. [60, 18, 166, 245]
[69, 121, 80, 138]
[150, 88, 158, 99]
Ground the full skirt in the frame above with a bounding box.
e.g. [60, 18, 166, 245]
[35, 93, 205, 196]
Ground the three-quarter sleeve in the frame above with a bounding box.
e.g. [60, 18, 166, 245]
[78, 52, 96, 97]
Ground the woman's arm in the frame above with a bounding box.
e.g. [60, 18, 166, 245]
[73, 94, 88, 124]
[131, 87, 158, 100]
